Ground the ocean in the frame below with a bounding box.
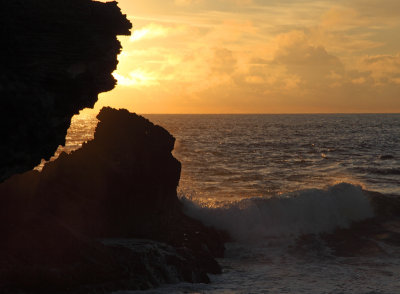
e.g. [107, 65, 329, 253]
[44, 113, 400, 294]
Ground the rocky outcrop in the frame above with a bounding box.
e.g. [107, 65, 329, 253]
[0, 1, 226, 291]
[292, 191, 400, 258]
[0, 0, 132, 182]
[0, 108, 227, 293]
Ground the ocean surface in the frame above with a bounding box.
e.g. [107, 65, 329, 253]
[44, 113, 400, 294]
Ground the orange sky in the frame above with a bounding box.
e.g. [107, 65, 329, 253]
[90, 0, 400, 113]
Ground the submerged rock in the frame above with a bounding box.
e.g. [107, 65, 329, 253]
[0, 0, 132, 182]
[0, 108, 226, 293]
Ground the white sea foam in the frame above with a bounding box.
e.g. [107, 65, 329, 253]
[181, 183, 374, 241]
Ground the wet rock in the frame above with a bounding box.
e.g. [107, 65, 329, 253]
[292, 191, 400, 258]
[367, 190, 400, 218]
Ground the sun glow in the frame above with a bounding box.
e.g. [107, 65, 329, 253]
[112, 70, 158, 87]
[94, 0, 400, 114]
[130, 27, 151, 42]
[129, 24, 170, 42]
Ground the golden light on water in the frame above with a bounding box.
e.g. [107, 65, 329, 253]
[331, 177, 367, 191]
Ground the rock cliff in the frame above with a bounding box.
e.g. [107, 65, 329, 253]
[0, 2, 227, 291]
[0, 108, 226, 293]
[0, 0, 131, 182]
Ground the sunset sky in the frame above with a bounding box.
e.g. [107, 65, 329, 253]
[93, 0, 400, 113]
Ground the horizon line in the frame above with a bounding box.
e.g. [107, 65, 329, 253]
[139, 112, 400, 115]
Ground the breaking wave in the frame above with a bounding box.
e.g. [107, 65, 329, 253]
[181, 183, 374, 241]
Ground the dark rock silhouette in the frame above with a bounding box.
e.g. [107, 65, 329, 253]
[0, 1, 227, 291]
[0, 0, 132, 182]
[0, 108, 227, 293]
[293, 191, 400, 258]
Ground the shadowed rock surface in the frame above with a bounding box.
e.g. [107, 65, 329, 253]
[0, 0, 131, 182]
[292, 191, 400, 258]
[0, 108, 227, 293]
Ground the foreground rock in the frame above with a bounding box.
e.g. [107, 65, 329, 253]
[0, 108, 227, 293]
[292, 191, 400, 258]
[0, 0, 131, 182]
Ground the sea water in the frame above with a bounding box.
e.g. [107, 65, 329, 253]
[48, 113, 400, 293]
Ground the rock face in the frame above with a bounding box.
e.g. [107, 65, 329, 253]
[0, 108, 226, 293]
[0, 0, 132, 182]
[0, 2, 227, 291]
[292, 191, 400, 258]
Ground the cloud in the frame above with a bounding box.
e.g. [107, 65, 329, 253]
[174, 0, 204, 7]
[359, 53, 400, 85]
[273, 35, 344, 86]
[320, 7, 366, 29]
[349, 0, 400, 21]
[94, 0, 400, 113]
[211, 48, 237, 74]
